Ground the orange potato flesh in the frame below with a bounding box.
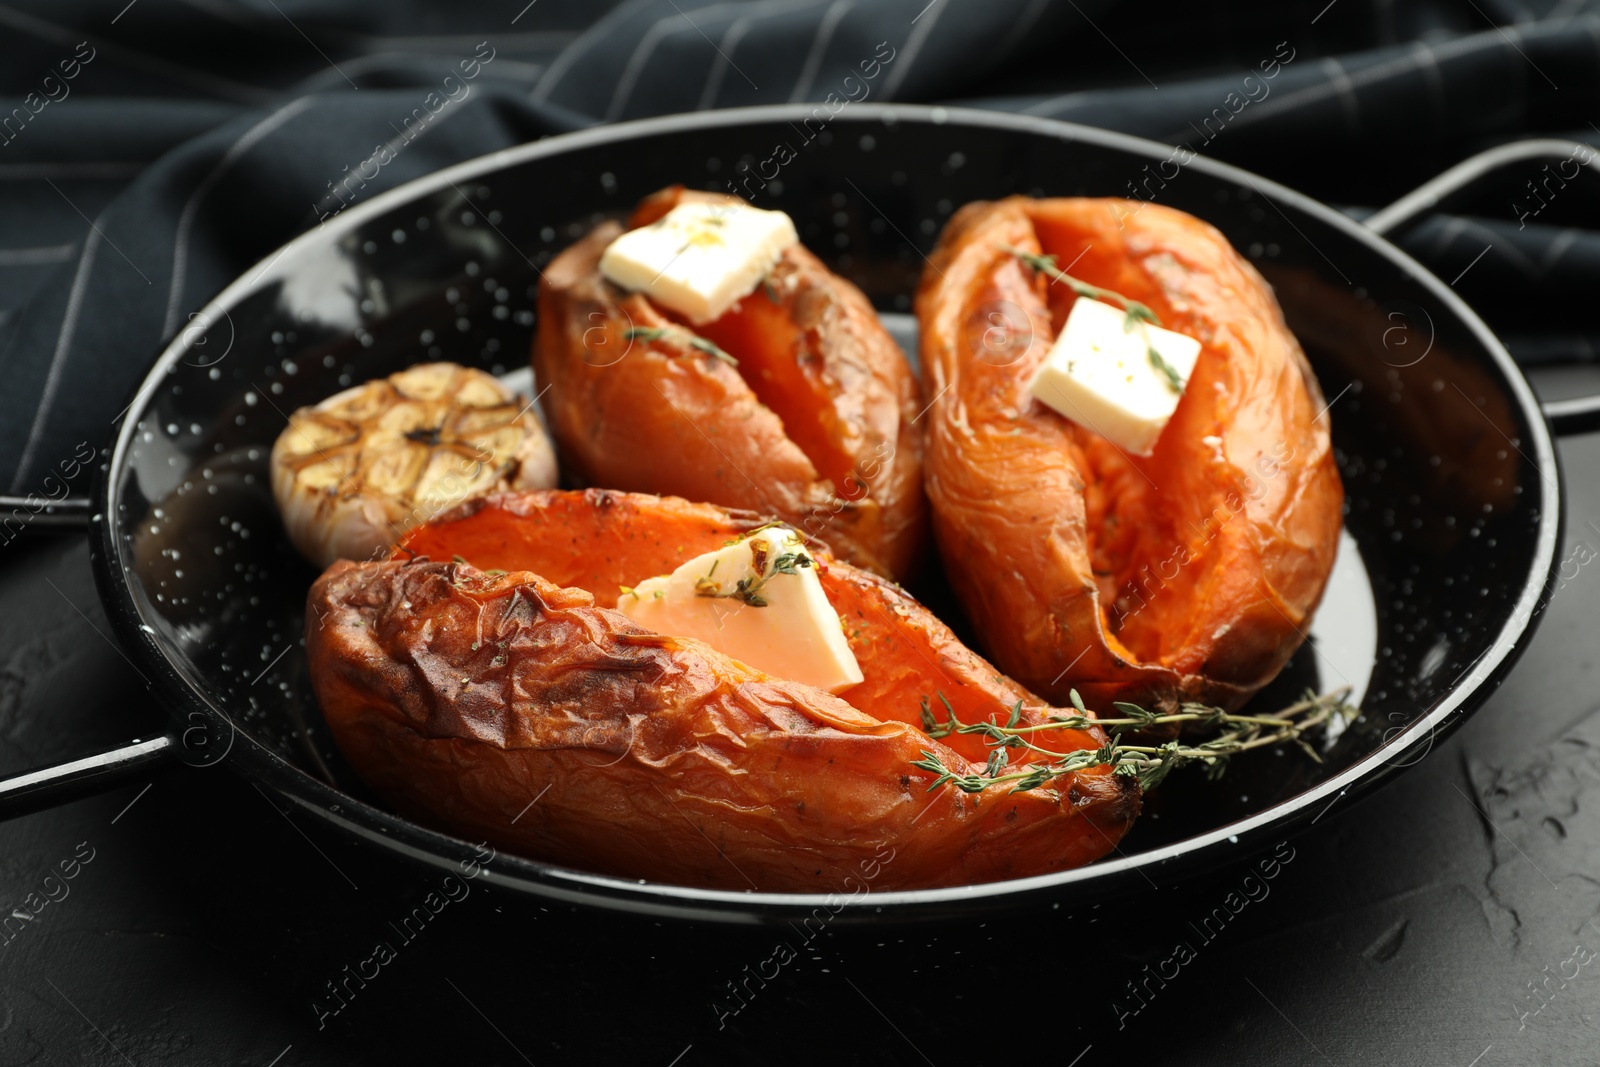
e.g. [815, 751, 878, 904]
[696, 284, 862, 495]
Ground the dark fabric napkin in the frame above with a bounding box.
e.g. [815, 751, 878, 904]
[2, 0, 1597, 495]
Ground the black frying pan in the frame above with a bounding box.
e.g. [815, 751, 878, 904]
[0, 105, 1581, 924]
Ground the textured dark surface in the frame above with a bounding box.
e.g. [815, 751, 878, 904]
[0, 430, 1593, 1065]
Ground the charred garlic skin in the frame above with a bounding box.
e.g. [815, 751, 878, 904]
[270, 362, 558, 568]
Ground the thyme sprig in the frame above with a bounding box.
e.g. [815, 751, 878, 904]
[623, 325, 738, 367]
[1002, 245, 1160, 328]
[1002, 244, 1187, 394]
[911, 686, 1354, 795]
[1147, 347, 1187, 392]
[694, 550, 813, 608]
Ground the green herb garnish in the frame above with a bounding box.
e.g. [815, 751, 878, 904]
[912, 686, 1354, 794]
[1002, 244, 1185, 394]
[695, 545, 813, 608]
[1147, 346, 1187, 392]
[624, 325, 738, 367]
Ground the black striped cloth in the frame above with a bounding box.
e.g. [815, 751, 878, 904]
[1, 0, 1597, 493]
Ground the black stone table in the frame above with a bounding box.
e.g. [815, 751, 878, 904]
[4, 434, 1600, 1067]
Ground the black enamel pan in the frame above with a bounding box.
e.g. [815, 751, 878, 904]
[0, 105, 1584, 923]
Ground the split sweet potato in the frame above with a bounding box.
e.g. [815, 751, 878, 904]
[302, 489, 1137, 891]
[917, 197, 1343, 713]
[533, 186, 925, 580]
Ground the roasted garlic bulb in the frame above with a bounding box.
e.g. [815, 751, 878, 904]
[270, 363, 558, 567]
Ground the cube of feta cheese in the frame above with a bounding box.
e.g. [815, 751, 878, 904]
[598, 200, 799, 324]
[614, 528, 863, 695]
[1027, 297, 1203, 457]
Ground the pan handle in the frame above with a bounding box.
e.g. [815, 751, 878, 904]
[0, 496, 181, 818]
[1362, 138, 1600, 435]
[1361, 138, 1600, 237]
[0, 735, 175, 819]
[0, 494, 92, 534]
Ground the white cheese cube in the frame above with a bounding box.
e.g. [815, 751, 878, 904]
[1027, 297, 1203, 456]
[598, 201, 799, 324]
[615, 528, 863, 695]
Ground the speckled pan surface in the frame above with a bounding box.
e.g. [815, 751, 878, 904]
[89, 105, 1561, 923]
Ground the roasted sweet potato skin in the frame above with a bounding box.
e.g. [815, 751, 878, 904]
[917, 198, 1343, 712]
[308, 553, 1137, 891]
[532, 186, 925, 579]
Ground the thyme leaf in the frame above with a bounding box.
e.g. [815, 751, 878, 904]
[623, 325, 739, 367]
[1147, 345, 1187, 393]
[688, 335, 738, 366]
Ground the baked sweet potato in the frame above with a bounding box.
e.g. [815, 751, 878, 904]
[917, 197, 1343, 713]
[533, 186, 925, 580]
[302, 489, 1138, 891]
